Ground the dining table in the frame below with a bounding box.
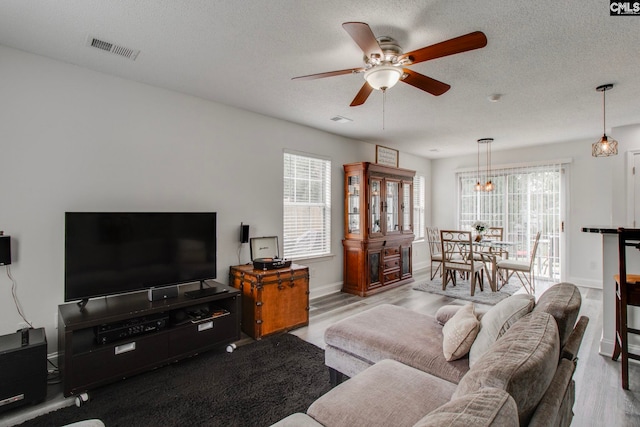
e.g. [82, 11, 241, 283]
[471, 239, 517, 292]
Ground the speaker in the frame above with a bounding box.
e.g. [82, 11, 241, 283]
[0, 328, 47, 413]
[0, 235, 10, 266]
[147, 285, 179, 301]
[240, 224, 250, 243]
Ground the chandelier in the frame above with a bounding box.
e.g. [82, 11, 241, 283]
[475, 138, 494, 192]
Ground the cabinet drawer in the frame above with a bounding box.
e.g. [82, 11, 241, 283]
[384, 247, 400, 256]
[383, 257, 400, 270]
[383, 271, 400, 283]
[169, 313, 238, 357]
[69, 333, 168, 391]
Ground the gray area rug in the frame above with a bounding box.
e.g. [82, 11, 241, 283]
[413, 278, 522, 305]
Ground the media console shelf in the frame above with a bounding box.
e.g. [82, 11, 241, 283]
[57, 282, 241, 398]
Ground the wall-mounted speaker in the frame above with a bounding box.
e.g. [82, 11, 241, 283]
[0, 236, 11, 266]
[240, 224, 250, 243]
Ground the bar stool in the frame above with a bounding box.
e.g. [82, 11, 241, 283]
[612, 227, 640, 390]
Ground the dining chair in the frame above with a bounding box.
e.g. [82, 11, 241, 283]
[612, 227, 640, 390]
[496, 231, 541, 294]
[484, 227, 509, 260]
[426, 227, 442, 280]
[440, 230, 485, 296]
[473, 226, 507, 263]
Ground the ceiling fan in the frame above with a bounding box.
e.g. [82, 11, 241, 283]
[292, 22, 487, 107]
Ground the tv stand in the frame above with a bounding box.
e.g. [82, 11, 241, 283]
[57, 282, 240, 398]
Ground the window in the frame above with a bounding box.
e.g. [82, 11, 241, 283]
[283, 152, 331, 259]
[457, 163, 565, 281]
[413, 174, 425, 240]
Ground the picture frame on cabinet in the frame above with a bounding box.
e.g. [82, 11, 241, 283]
[375, 145, 399, 167]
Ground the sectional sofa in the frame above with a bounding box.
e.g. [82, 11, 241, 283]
[273, 282, 588, 426]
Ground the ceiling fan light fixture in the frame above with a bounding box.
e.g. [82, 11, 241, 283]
[364, 65, 403, 90]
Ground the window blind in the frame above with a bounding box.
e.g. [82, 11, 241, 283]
[413, 174, 425, 240]
[283, 152, 331, 259]
[457, 162, 565, 281]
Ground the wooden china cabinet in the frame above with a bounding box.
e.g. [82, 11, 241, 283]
[342, 162, 415, 296]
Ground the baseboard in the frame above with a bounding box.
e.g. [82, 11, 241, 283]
[413, 260, 429, 272]
[309, 281, 342, 300]
[309, 265, 431, 301]
[599, 337, 640, 364]
[565, 276, 602, 289]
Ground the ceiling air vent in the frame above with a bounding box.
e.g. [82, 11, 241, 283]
[86, 36, 140, 61]
[330, 115, 353, 123]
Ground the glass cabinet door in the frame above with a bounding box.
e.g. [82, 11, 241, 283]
[370, 178, 382, 235]
[402, 181, 412, 232]
[347, 174, 361, 235]
[386, 180, 400, 233]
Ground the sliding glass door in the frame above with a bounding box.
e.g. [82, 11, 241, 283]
[458, 163, 565, 281]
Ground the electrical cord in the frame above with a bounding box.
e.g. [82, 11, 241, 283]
[7, 265, 34, 329]
[47, 369, 61, 385]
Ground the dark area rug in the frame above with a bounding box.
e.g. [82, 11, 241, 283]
[18, 334, 331, 427]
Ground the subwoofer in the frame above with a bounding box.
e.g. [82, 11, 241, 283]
[0, 328, 47, 413]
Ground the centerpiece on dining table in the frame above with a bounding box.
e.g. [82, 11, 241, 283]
[471, 221, 489, 242]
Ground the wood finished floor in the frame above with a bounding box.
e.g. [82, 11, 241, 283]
[290, 270, 640, 427]
[3, 271, 639, 426]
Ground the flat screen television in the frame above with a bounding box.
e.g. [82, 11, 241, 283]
[64, 212, 217, 302]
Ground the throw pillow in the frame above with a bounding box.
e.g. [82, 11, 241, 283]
[442, 303, 480, 361]
[436, 304, 489, 325]
[435, 305, 463, 325]
[468, 293, 535, 367]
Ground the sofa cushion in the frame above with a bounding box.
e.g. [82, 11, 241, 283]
[468, 293, 535, 366]
[453, 311, 560, 425]
[324, 304, 470, 384]
[308, 359, 457, 427]
[414, 387, 518, 427]
[442, 303, 480, 361]
[532, 282, 581, 348]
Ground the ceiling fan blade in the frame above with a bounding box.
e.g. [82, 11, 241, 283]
[292, 67, 364, 81]
[350, 82, 374, 107]
[342, 22, 384, 59]
[399, 31, 487, 65]
[400, 69, 451, 96]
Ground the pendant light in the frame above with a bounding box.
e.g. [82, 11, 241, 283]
[475, 138, 494, 192]
[475, 140, 483, 191]
[592, 84, 618, 157]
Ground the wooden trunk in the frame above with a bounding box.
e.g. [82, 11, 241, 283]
[229, 264, 309, 339]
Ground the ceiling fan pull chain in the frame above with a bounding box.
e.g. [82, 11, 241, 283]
[382, 88, 386, 130]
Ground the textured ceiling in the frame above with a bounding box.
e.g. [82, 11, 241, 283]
[0, 0, 638, 158]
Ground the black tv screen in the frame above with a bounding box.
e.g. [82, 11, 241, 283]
[64, 212, 217, 302]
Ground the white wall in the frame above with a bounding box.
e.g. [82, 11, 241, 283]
[0, 45, 431, 352]
[431, 138, 623, 288]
